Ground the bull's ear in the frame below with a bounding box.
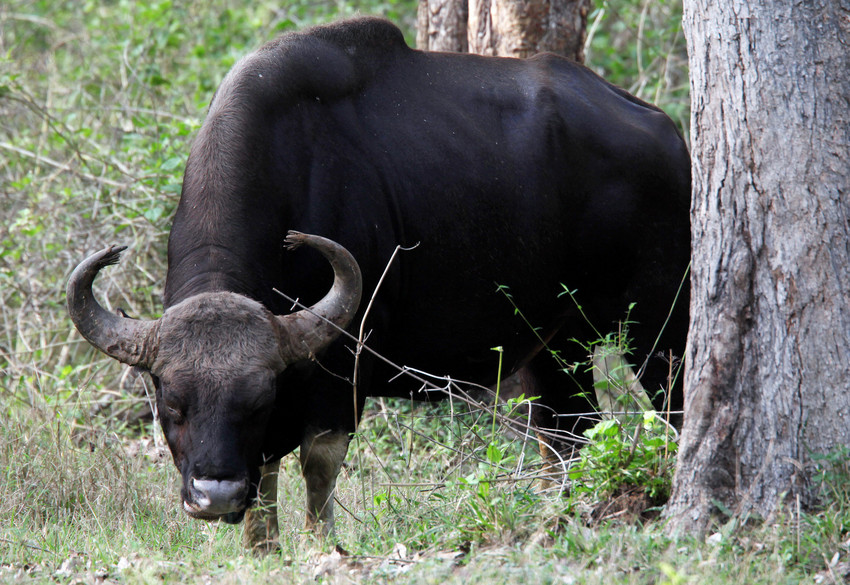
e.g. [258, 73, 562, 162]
[67, 246, 159, 367]
[276, 232, 362, 363]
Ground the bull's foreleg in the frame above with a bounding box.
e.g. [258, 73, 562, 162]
[299, 430, 350, 536]
[536, 432, 570, 492]
[243, 460, 281, 553]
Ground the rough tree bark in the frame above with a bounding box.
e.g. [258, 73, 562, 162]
[417, 0, 469, 51]
[468, 0, 591, 60]
[417, 0, 591, 62]
[666, 0, 850, 535]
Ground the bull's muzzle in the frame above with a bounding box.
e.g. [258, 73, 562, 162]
[184, 477, 249, 524]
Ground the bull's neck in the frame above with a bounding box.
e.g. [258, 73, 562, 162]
[165, 76, 292, 309]
[163, 243, 272, 308]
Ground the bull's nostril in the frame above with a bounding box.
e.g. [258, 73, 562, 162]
[187, 477, 249, 516]
[190, 478, 213, 507]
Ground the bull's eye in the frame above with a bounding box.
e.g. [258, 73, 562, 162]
[164, 403, 184, 424]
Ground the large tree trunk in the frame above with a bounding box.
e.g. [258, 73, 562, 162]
[417, 0, 591, 62]
[468, 0, 591, 61]
[417, 0, 469, 51]
[666, 0, 850, 535]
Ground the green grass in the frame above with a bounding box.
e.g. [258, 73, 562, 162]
[2, 390, 848, 583]
[1, 0, 845, 583]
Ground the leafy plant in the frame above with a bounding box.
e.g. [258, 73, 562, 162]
[453, 435, 541, 546]
[498, 280, 680, 520]
[569, 409, 677, 505]
[811, 444, 850, 503]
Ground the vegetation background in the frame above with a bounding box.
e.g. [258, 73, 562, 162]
[1, 0, 847, 582]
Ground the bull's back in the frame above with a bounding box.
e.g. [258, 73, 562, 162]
[169, 17, 690, 396]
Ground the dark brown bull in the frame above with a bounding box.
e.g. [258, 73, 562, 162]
[68, 16, 690, 552]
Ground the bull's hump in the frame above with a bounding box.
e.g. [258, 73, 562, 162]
[303, 16, 407, 53]
[211, 17, 408, 114]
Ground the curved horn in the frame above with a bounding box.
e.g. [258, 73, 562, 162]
[67, 246, 158, 367]
[277, 232, 363, 362]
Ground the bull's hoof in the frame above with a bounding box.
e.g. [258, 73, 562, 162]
[243, 507, 280, 555]
[248, 539, 281, 556]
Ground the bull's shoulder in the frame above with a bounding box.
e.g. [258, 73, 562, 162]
[210, 17, 408, 114]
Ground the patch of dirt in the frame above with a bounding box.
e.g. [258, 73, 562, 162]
[589, 487, 664, 524]
[307, 543, 465, 583]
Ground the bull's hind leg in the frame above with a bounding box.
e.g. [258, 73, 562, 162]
[243, 461, 281, 553]
[300, 430, 350, 535]
[518, 352, 590, 489]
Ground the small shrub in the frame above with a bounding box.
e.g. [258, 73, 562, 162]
[569, 410, 678, 517]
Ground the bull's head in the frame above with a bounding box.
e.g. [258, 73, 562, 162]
[66, 232, 362, 523]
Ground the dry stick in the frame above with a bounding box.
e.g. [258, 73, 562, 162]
[407, 391, 414, 470]
[634, 0, 652, 96]
[665, 349, 673, 462]
[797, 493, 802, 565]
[655, 25, 682, 106]
[353, 243, 418, 429]
[405, 378, 569, 485]
[388, 420, 535, 488]
[406, 365, 579, 457]
[0, 141, 130, 189]
[623, 419, 644, 470]
[490, 346, 504, 439]
[582, 5, 606, 56]
[350, 242, 417, 517]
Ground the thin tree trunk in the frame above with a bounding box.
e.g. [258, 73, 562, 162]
[666, 0, 850, 535]
[468, 0, 591, 61]
[417, 0, 469, 52]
